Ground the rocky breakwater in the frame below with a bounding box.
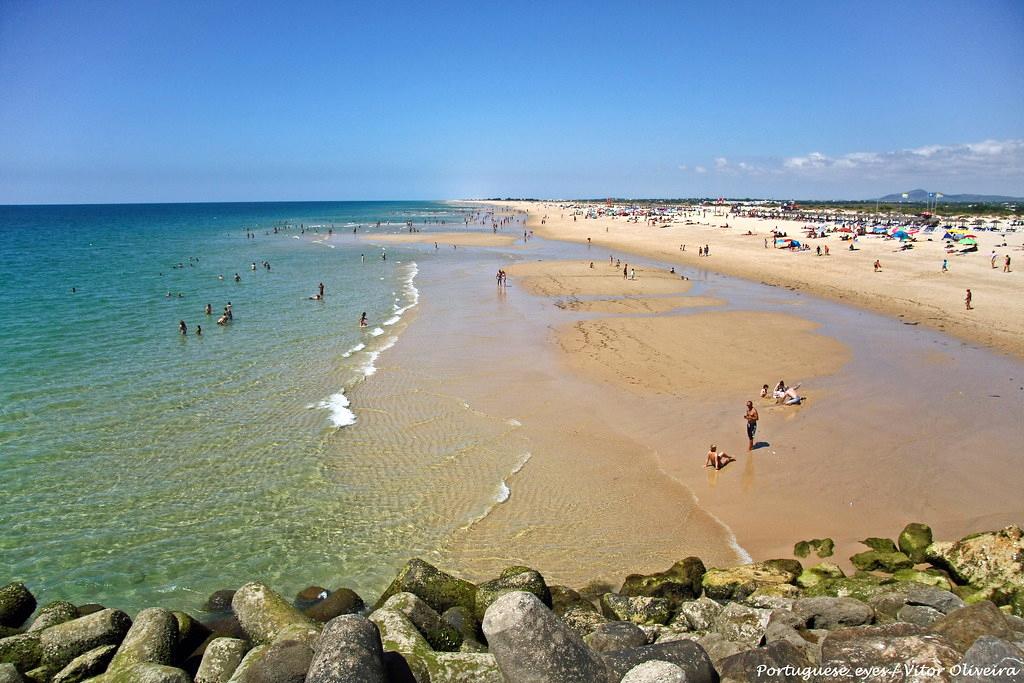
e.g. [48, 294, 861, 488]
[0, 523, 1023, 682]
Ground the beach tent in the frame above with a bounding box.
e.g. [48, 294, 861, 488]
[958, 237, 977, 246]
[892, 230, 911, 240]
[774, 238, 793, 247]
[941, 232, 954, 240]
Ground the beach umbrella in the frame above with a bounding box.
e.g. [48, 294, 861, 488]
[958, 237, 977, 246]
[892, 230, 910, 240]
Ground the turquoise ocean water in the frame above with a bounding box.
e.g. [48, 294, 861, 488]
[0, 201, 478, 610]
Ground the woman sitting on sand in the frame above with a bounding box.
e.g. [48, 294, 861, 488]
[773, 380, 787, 399]
[704, 445, 735, 471]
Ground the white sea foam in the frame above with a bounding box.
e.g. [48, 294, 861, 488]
[370, 327, 385, 336]
[506, 418, 522, 427]
[383, 315, 401, 326]
[315, 390, 357, 427]
[342, 342, 366, 358]
[496, 481, 511, 503]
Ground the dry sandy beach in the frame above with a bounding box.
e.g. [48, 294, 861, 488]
[495, 201, 1024, 358]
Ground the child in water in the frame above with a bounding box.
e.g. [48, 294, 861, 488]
[359, 312, 368, 328]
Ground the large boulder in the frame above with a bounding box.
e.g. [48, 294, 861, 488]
[711, 602, 771, 648]
[380, 593, 461, 652]
[172, 611, 211, 664]
[600, 640, 718, 683]
[203, 591, 236, 614]
[306, 614, 386, 683]
[926, 526, 1024, 590]
[103, 663, 191, 682]
[238, 636, 313, 683]
[0, 633, 41, 672]
[375, 559, 476, 615]
[950, 635, 1024, 682]
[898, 605, 943, 627]
[891, 568, 954, 590]
[303, 588, 364, 623]
[548, 586, 596, 617]
[481, 591, 608, 683]
[105, 607, 178, 674]
[620, 558, 705, 609]
[741, 584, 800, 611]
[620, 660, 686, 683]
[791, 597, 874, 630]
[583, 622, 648, 653]
[50, 644, 117, 683]
[849, 550, 914, 573]
[0, 586, 35, 630]
[671, 597, 722, 632]
[793, 538, 834, 559]
[600, 595, 671, 626]
[820, 629, 961, 682]
[694, 633, 745, 666]
[195, 638, 249, 683]
[27, 602, 79, 633]
[899, 523, 934, 563]
[224, 644, 266, 683]
[39, 609, 132, 672]
[440, 607, 486, 653]
[559, 607, 608, 638]
[423, 651, 503, 683]
[368, 602, 433, 680]
[475, 568, 551, 623]
[701, 560, 802, 601]
[0, 663, 22, 683]
[796, 563, 846, 590]
[716, 640, 812, 682]
[293, 586, 329, 612]
[929, 601, 1017, 653]
[231, 583, 316, 645]
[906, 586, 965, 615]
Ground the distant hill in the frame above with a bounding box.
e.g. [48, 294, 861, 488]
[878, 189, 1022, 203]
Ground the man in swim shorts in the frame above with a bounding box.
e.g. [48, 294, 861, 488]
[745, 400, 758, 451]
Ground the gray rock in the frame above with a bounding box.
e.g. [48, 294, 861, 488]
[717, 640, 811, 682]
[307, 614, 386, 683]
[548, 586, 597, 617]
[672, 597, 723, 632]
[792, 597, 874, 630]
[866, 592, 909, 622]
[620, 557, 706, 610]
[711, 602, 771, 647]
[559, 607, 608, 638]
[764, 621, 819, 664]
[231, 582, 316, 645]
[203, 590, 237, 613]
[475, 568, 552, 623]
[694, 633, 745, 665]
[482, 591, 608, 683]
[951, 635, 1024, 682]
[27, 602, 79, 633]
[899, 604, 944, 627]
[240, 636, 313, 683]
[195, 638, 249, 683]
[741, 585, 799, 611]
[50, 644, 117, 683]
[600, 594, 671, 625]
[106, 607, 178, 674]
[620, 660, 686, 683]
[225, 644, 267, 683]
[303, 588, 364, 624]
[907, 586, 966, 615]
[103, 662, 191, 682]
[0, 633, 41, 671]
[930, 600, 1017, 653]
[820, 631, 961, 682]
[382, 592, 461, 651]
[374, 559, 477, 615]
[39, 609, 132, 672]
[602, 640, 718, 683]
[0, 586, 35, 630]
[925, 525, 1024, 589]
[584, 622, 648, 653]
[0, 663, 21, 683]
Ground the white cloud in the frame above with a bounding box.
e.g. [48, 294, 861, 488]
[714, 157, 729, 169]
[694, 165, 707, 174]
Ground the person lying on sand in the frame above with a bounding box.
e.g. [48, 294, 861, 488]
[705, 445, 735, 471]
[778, 384, 803, 405]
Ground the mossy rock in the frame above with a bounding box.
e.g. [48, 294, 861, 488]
[598, 594, 671, 625]
[793, 539, 834, 559]
[474, 568, 551, 623]
[381, 593, 462, 652]
[850, 550, 913, 573]
[925, 526, 1024, 590]
[1009, 589, 1024, 618]
[0, 584, 37, 630]
[620, 557, 705, 609]
[962, 583, 1015, 607]
[891, 568, 952, 590]
[702, 559, 802, 601]
[796, 562, 846, 589]
[860, 537, 899, 553]
[0, 632, 42, 671]
[548, 586, 597, 617]
[375, 559, 477, 616]
[898, 523, 933, 563]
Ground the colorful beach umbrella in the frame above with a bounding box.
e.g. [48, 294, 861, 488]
[958, 237, 977, 246]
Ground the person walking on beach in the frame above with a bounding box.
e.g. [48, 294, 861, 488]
[705, 244, 710, 257]
[629, 267, 636, 280]
[874, 260, 881, 272]
[991, 251, 998, 269]
[179, 320, 187, 335]
[745, 401, 759, 451]
[965, 289, 973, 310]
[942, 259, 948, 272]
[1005, 255, 1012, 272]
[623, 264, 628, 279]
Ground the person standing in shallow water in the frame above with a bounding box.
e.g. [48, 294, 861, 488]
[318, 282, 325, 298]
[179, 320, 187, 335]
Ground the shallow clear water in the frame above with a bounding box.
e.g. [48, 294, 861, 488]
[0, 201, 488, 610]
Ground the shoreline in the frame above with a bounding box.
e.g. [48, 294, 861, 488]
[484, 200, 1024, 360]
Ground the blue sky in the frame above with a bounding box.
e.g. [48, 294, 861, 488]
[1, 0, 1022, 203]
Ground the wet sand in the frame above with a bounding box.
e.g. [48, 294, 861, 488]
[489, 201, 1024, 359]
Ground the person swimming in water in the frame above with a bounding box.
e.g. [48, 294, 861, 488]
[205, 303, 212, 315]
